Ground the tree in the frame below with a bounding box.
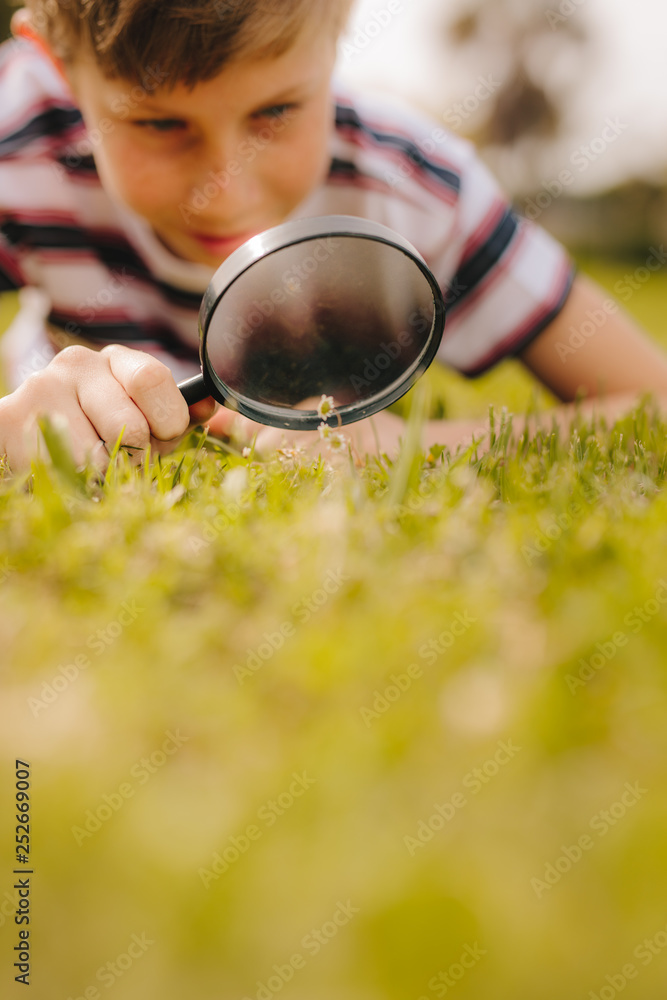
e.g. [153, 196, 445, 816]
[442, 0, 593, 194]
[1, 0, 13, 43]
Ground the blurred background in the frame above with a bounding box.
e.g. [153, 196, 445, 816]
[337, 0, 667, 257]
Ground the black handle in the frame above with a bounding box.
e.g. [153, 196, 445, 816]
[178, 373, 210, 407]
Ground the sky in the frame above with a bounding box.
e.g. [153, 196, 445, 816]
[335, 0, 667, 195]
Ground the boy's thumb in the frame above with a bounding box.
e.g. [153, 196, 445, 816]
[187, 397, 217, 426]
[206, 406, 259, 444]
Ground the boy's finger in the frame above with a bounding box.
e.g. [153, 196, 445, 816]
[76, 375, 152, 454]
[100, 345, 190, 440]
[21, 407, 109, 473]
[1, 370, 109, 473]
[188, 396, 218, 426]
[254, 425, 320, 455]
[205, 406, 261, 442]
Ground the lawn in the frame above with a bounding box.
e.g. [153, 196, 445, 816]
[1, 256, 667, 999]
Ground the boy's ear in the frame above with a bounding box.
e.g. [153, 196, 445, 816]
[10, 8, 72, 90]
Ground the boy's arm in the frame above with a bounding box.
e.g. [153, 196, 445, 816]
[516, 272, 667, 405]
[209, 272, 667, 459]
[419, 273, 667, 452]
[368, 263, 667, 458]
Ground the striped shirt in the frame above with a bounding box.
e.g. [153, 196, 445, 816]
[0, 37, 574, 392]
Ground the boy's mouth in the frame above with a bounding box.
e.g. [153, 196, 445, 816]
[191, 229, 263, 257]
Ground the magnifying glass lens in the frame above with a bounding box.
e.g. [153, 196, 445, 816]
[204, 235, 436, 414]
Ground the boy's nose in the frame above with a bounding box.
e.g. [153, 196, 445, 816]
[191, 149, 260, 207]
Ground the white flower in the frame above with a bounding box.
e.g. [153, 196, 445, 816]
[222, 466, 248, 502]
[318, 422, 347, 451]
[329, 434, 347, 451]
[277, 446, 307, 470]
[317, 395, 336, 420]
[242, 447, 252, 459]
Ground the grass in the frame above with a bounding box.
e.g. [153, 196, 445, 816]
[1, 256, 667, 998]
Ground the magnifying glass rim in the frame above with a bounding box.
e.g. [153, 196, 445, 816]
[198, 215, 446, 431]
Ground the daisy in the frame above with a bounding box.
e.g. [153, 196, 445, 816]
[317, 395, 336, 420]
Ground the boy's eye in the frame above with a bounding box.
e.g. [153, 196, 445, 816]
[132, 119, 188, 133]
[253, 103, 299, 121]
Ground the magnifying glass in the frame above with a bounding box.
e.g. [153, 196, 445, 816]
[178, 215, 446, 430]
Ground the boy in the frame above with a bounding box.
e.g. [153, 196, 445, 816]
[1, 0, 667, 472]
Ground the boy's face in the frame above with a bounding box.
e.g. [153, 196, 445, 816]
[62, 26, 338, 267]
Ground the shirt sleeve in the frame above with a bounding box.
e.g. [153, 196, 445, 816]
[0, 227, 26, 294]
[0, 287, 55, 392]
[434, 144, 576, 379]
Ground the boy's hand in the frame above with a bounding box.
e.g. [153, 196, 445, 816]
[206, 404, 407, 464]
[0, 344, 214, 473]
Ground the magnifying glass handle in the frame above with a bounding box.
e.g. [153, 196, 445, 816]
[178, 373, 210, 407]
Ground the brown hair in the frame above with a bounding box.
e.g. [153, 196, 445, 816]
[23, 0, 353, 88]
